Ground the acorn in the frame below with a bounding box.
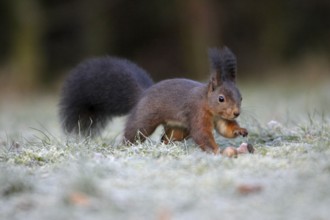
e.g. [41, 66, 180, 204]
[221, 146, 238, 158]
[237, 142, 255, 154]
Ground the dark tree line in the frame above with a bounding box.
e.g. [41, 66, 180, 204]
[0, 0, 329, 91]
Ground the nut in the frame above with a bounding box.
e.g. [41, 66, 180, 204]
[237, 142, 255, 154]
[221, 146, 238, 158]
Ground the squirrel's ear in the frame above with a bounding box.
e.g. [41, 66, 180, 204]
[208, 74, 221, 92]
[208, 48, 223, 91]
[221, 46, 237, 83]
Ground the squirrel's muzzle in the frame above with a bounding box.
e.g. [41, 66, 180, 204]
[233, 111, 240, 118]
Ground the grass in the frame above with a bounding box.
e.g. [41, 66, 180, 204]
[0, 82, 330, 220]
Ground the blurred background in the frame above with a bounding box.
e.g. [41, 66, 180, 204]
[0, 0, 329, 95]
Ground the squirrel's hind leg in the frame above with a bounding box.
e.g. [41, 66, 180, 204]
[161, 126, 190, 144]
[123, 118, 161, 144]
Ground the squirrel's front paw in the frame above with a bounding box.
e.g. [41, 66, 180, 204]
[233, 128, 248, 137]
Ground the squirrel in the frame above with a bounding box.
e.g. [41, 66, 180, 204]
[124, 47, 248, 154]
[59, 47, 248, 154]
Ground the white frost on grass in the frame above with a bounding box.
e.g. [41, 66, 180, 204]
[0, 83, 330, 220]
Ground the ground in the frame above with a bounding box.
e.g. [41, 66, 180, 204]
[0, 81, 329, 220]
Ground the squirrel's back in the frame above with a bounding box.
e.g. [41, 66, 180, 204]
[59, 56, 153, 136]
[136, 78, 202, 119]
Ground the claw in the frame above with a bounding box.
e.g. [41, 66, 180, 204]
[234, 128, 248, 137]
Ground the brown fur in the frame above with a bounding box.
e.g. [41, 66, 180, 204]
[162, 126, 190, 144]
[214, 118, 248, 138]
[123, 47, 247, 153]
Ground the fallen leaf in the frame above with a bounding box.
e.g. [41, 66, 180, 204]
[69, 192, 90, 206]
[237, 184, 263, 195]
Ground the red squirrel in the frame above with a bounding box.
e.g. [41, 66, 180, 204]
[59, 47, 247, 154]
[124, 47, 247, 154]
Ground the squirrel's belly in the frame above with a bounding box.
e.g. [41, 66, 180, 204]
[165, 120, 187, 128]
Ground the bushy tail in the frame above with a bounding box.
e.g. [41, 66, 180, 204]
[59, 57, 153, 136]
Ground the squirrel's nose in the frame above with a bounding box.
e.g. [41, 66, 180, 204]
[233, 111, 240, 117]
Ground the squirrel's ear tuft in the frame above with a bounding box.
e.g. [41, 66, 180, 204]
[208, 48, 223, 88]
[208, 75, 219, 92]
[221, 46, 237, 82]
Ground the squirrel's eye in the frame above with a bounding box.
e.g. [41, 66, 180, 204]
[218, 95, 225, 103]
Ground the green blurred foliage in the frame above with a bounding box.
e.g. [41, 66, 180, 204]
[0, 0, 329, 91]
